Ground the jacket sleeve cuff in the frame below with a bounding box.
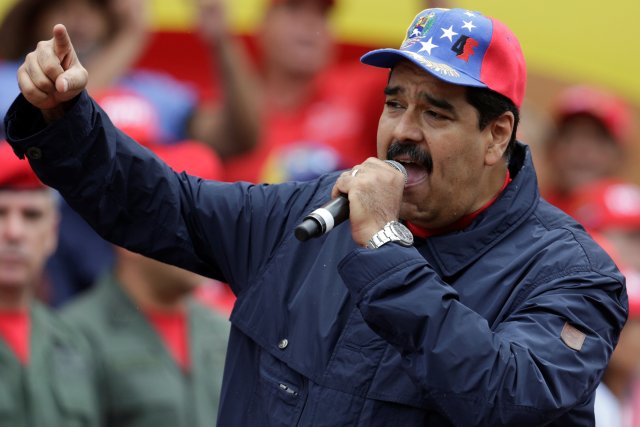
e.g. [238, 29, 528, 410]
[4, 91, 90, 161]
[338, 244, 426, 300]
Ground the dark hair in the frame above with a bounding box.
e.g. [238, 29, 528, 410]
[465, 86, 519, 160]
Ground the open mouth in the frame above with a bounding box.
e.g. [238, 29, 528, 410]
[387, 142, 432, 188]
[396, 160, 429, 187]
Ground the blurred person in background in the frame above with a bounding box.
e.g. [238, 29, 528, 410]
[543, 85, 632, 213]
[0, 142, 99, 427]
[189, 0, 261, 158]
[223, 0, 387, 183]
[61, 141, 230, 426]
[567, 179, 640, 272]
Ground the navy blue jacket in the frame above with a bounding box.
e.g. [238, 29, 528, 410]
[5, 92, 627, 426]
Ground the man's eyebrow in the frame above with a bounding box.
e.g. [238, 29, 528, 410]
[384, 86, 456, 112]
[422, 93, 455, 112]
[384, 86, 401, 96]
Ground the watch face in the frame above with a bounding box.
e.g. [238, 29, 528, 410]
[389, 221, 414, 246]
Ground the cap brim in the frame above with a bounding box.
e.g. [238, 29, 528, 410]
[361, 48, 488, 90]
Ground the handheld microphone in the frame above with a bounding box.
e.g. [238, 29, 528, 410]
[294, 160, 407, 242]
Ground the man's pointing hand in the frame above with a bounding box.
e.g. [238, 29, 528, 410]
[17, 24, 88, 121]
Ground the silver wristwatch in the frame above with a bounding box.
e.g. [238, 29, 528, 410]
[367, 221, 414, 249]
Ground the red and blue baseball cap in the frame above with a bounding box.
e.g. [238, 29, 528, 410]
[361, 8, 526, 108]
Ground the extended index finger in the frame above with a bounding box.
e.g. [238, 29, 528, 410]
[52, 24, 73, 64]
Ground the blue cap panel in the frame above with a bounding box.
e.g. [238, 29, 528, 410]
[362, 9, 494, 88]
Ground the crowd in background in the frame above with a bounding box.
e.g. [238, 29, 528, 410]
[0, 0, 638, 426]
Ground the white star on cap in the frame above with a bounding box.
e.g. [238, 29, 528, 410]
[464, 11, 475, 17]
[418, 37, 438, 55]
[462, 20, 476, 31]
[440, 25, 458, 42]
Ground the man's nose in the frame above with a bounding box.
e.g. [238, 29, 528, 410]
[1, 213, 26, 242]
[392, 110, 423, 143]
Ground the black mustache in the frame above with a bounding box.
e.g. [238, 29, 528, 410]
[386, 142, 433, 175]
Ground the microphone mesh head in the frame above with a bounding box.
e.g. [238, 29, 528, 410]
[384, 160, 408, 185]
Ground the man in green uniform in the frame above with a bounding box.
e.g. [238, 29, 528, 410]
[0, 142, 99, 427]
[61, 141, 230, 426]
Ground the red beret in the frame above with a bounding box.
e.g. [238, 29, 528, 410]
[553, 85, 632, 143]
[0, 141, 46, 190]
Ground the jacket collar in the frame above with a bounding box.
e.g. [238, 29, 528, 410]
[419, 142, 539, 278]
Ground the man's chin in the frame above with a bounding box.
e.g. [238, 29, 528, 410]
[399, 201, 429, 225]
[0, 270, 30, 290]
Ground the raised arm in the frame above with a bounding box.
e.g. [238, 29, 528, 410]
[84, 0, 150, 94]
[188, 0, 262, 158]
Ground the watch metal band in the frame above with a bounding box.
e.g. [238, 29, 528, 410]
[367, 220, 413, 249]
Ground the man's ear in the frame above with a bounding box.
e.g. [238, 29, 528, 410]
[485, 111, 514, 166]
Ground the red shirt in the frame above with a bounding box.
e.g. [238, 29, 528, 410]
[194, 279, 236, 317]
[224, 62, 387, 183]
[0, 310, 30, 365]
[145, 310, 190, 371]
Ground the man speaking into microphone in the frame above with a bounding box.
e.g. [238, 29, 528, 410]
[4, 6, 627, 426]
